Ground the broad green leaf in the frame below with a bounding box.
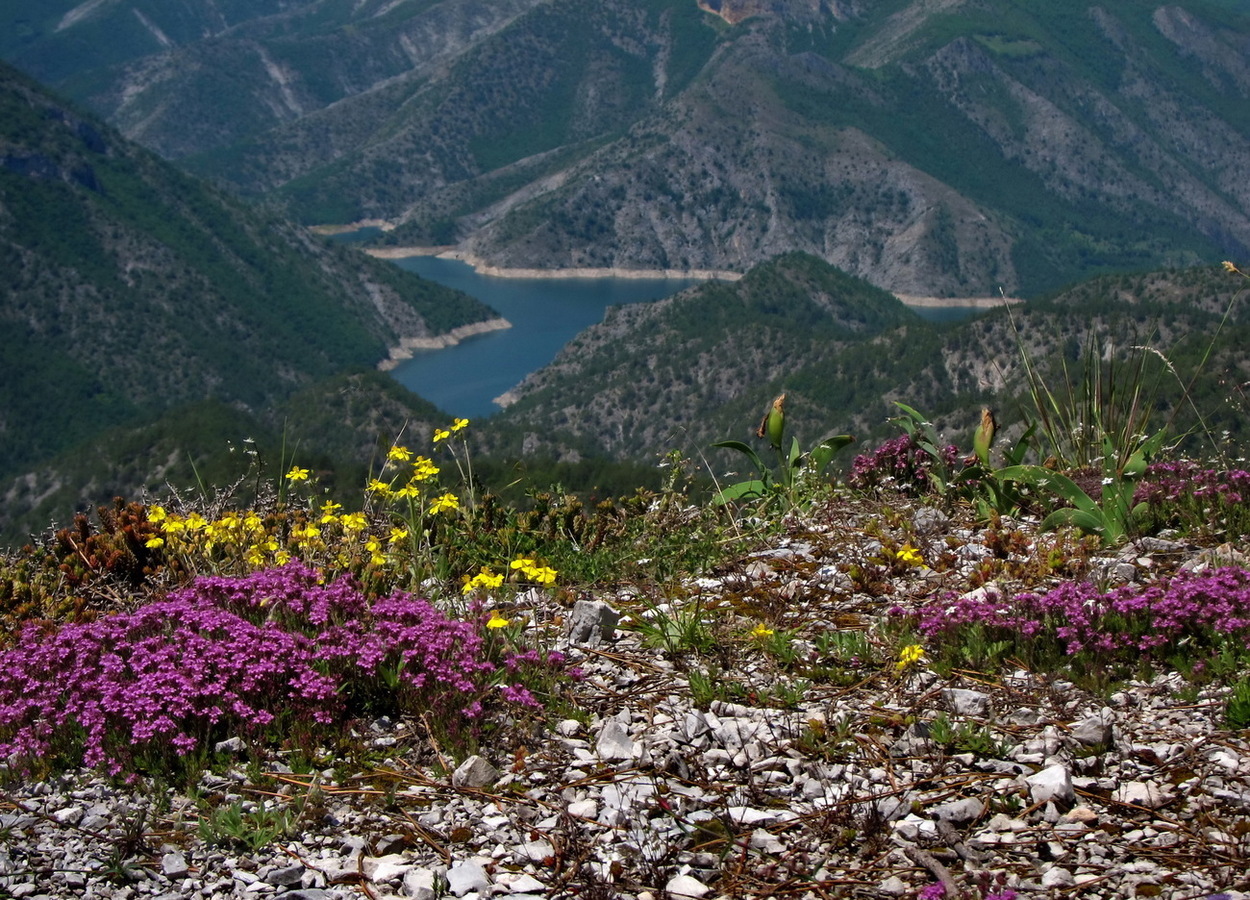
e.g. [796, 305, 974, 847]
[712, 440, 768, 478]
[712, 480, 768, 504]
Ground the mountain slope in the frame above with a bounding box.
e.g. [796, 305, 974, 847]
[0, 61, 496, 538]
[480, 255, 1250, 466]
[6, 0, 1247, 295]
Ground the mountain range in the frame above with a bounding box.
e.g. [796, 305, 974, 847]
[4, 0, 1249, 295]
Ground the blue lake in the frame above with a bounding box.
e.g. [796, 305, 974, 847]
[376, 253, 987, 418]
[387, 256, 703, 418]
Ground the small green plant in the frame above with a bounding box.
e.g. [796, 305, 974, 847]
[1226, 677, 1250, 729]
[712, 393, 854, 507]
[630, 591, 716, 658]
[928, 712, 1005, 758]
[198, 798, 298, 852]
[998, 428, 1167, 545]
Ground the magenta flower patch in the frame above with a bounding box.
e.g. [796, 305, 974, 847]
[0, 562, 539, 775]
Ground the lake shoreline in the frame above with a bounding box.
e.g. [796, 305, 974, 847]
[364, 246, 741, 282]
[377, 317, 512, 371]
[362, 247, 1022, 309]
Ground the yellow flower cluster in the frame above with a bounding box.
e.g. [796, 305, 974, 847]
[751, 622, 775, 638]
[462, 567, 505, 595]
[146, 500, 409, 575]
[896, 643, 925, 671]
[509, 558, 557, 586]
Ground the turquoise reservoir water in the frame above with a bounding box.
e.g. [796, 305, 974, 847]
[388, 256, 703, 418]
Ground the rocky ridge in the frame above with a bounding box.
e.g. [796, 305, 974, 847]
[4, 502, 1249, 899]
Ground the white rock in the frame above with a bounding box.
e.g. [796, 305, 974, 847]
[596, 721, 638, 760]
[930, 797, 984, 823]
[665, 873, 710, 899]
[162, 851, 189, 879]
[1114, 781, 1169, 809]
[452, 755, 500, 789]
[879, 875, 909, 896]
[748, 828, 785, 853]
[402, 868, 438, 900]
[446, 860, 491, 897]
[497, 872, 547, 893]
[944, 688, 991, 717]
[1070, 714, 1113, 746]
[567, 599, 620, 645]
[363, 854, 411, 883]
[1027, 764, 1074, 805]
[1042, 866, 1076, 888]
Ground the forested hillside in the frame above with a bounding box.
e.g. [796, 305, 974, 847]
[0, 61, 496, 542]
[482, 256, 1250, 467]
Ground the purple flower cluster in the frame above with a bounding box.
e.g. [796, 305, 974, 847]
[1135, 461, 1250, 508]
[919, 567, 1250, 657]
[0, 562, 544, 774]
[849, 434, 960, 495]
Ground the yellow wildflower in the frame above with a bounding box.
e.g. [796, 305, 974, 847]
[463, 568, 505, 594]
[286, 466, 310, 482]
[897, 545, 924, 567]
[145, 536, 164, 549]
[394, 482, 421, 499]
[412, 457, 440, 480]
[430, 493, 459, 514]
[243, 512, 263, 532]
[433, 428, 451, 443]
[245, 546, 265, 567]
[751, 622, 774, 638]
[529, 565, 557, 586]
[510, 558, 535, 571]
[319, 501, 342, 524]
[340, 512, 367, 532]
[451, 418, 470, 432]
[896, 644, 925, 671]
[366, 478, 392, 495]
[486, 612, 510, 629]
[387, 445, 413, 462]
[148, 506, 167, 524]
[388, 526, 409, 544]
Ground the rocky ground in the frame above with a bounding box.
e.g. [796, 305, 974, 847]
[3, 503, 1250, 900]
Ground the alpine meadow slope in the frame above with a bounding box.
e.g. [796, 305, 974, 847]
[0, 61, 497, 543]
[3, 0, 1248, 295]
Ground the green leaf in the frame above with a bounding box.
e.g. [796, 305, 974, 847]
[712, 440, 768, 478]
[997, 466, 1099, 513]
[713, 480, 768, 504]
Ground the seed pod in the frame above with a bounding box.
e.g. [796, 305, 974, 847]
[756, 393, 786, 451]
[973, 407, 996, 467]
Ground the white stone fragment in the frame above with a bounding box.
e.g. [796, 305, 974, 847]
[567, 599, 620, 645]
[1114, 781, 1169, 809]
[452, 755, 500, 789]
[402, 868, 438, 900]
[665, 873, 710, 899]
[1027, 763, 1074, 805]
[1042, 866, 1076, 888]
[596, 721, 638, 760]
[944, 688, 991, 717]
[446, 860, 491, 897]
